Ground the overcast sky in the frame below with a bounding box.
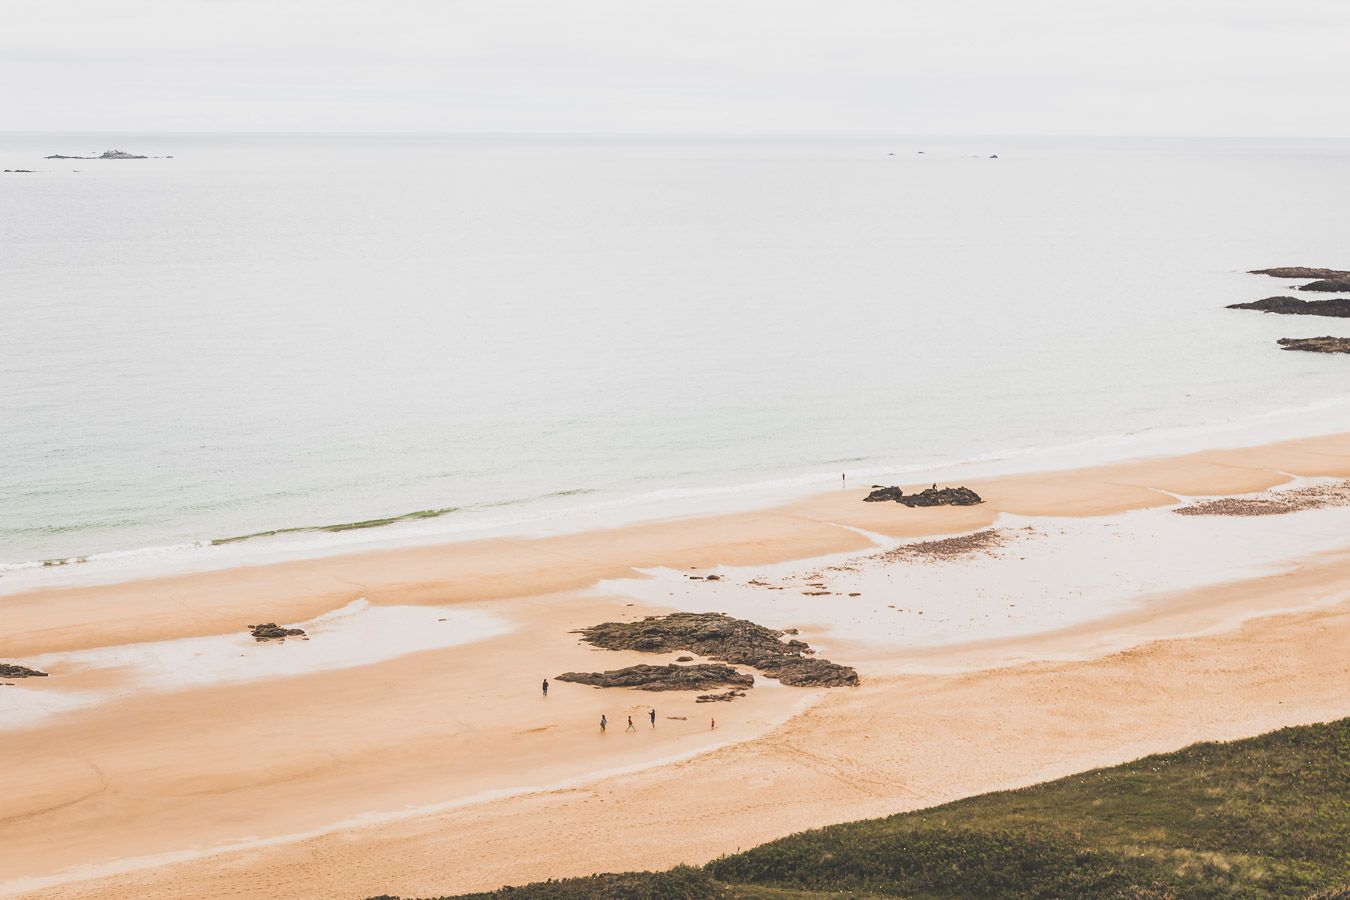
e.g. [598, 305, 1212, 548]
[4, 0, 1348, 135]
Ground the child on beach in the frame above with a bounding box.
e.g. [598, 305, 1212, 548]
[626, 716, 636, 732]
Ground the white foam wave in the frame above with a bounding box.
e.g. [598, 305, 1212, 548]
[4, 393, 1349, 594]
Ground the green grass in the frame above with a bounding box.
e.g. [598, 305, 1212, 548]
[377, 717, 1349, 899]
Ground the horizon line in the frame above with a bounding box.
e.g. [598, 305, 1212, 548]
[3, 130, 1350, 140]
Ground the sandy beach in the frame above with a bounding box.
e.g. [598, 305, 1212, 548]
[3, 431, 1350, 899]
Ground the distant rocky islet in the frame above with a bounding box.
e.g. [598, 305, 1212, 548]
[6, 149, 171, 173]
[45, 149, 150, 160]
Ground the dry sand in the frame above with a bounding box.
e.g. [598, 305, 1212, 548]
[2, 431, 1349, 899]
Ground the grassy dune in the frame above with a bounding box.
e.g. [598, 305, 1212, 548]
[375, 717, 1349, 899]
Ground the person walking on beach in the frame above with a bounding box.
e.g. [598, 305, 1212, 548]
[649, 708, 656, 727]
[541, 678, 548, 697]
[600, 714, 607, 734]
[710, 717, 716, 730]
[626, 715, 636, 733]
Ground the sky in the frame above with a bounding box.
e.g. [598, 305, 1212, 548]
[3, 0, 1348, 135]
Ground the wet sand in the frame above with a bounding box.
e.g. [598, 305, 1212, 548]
[2, 431, 1349, 899]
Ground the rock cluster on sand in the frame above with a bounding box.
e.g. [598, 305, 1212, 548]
[0, 663, 48, 678]
[556, 663, 754, 692]
[1226, 296, 1350, 318]
[571, 612, 859, 687]
[249, 622, 306, 641]
[696, 690, 747, 702]
[864, 485, 983, 507]
[1277, 337, 1350, 354]
[879, 528, 1007, 561]
[1175, 480, 1350, 517]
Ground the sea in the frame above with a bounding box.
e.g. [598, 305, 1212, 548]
[3, 133, 1349, 586]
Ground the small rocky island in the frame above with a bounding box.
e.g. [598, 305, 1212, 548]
[1232, 268, 1350, 353]
[1245, 266, 1350, 294]
[864, 485, 983, 506]
[1249, 267, 1350, 280]
[45, 149, 148, 160]
[1277, 336, 1350, 354]
[562, 612, 859, 694]
[1227, 296, 1350, 318]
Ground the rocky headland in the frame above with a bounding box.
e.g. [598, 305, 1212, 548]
[1276, 336, 1350, 354]
[249, 622, 307, 641]
[571, 612, 859, 687]
[556, 663, 754, 692]
[864, 485, 983, 507]
[1297, 279, 1350, 293]
[1232, 269, 1350, 355]
[1249, 267, 1350, 279]
[1227, 296, 1350, 318]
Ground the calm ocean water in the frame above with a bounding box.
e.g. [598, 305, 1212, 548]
[3, 134, 1349, 573]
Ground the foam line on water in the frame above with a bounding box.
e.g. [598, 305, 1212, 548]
[4, 394, 1349, 595]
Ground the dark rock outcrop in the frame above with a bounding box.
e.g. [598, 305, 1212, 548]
[572, 612, 859, 687]
[555, 663, 754, 692]
[1249, 267, 1350, 279]
[1298, 279, 1350, 293]
[0, 663, 48, 678]
[4, 169, 36, 173]
[1227, 296, 1350, 317]
[864, 485, 983, 507]
[249, 622, 306, 641]
[696, 690, 746, 702]
[1277, 337, 1350, 354]
[863, 485, 906, 502]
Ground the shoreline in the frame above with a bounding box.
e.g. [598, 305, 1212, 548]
[2, 430, 1349, 898]
[7, 393, 1350, 592]
[5, 430, 1349, 660]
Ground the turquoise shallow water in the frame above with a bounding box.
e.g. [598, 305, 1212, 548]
[2, 134, 1349, 568]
